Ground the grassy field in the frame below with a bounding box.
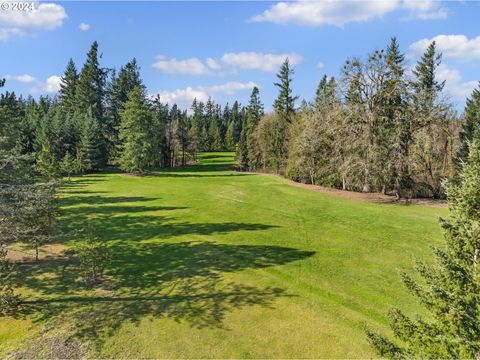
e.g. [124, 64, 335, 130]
[1, 152, 446, 358]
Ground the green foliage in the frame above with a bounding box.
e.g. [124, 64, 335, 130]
[105, 58, 145, 158]
[78, 110, 106, 171]
[60, 152, 76, 179]
[76, 231, 111, 287]
[367, 139, 480, 358]
[274, 58, 298, 122]
[224, 122, 235, 151]
[458, 84, 480, 164]
[117, 86, 155, 173]
[36, 143, 60, 179]
[245, 87, 264, 170]
[76, 41, 107, 123]
[0, 246, 20, 316]
[59, 58, 79, 116]
[4, 152, 447, 357]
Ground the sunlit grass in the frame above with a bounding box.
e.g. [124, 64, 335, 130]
[1, 152, 446, 357]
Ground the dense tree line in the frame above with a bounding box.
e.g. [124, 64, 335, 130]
[240, 38, 478, 199]
[3, 41, 250, 177]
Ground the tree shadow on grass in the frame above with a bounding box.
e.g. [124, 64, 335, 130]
[17, 241, 314, 350]
[12, 174, 315, 352]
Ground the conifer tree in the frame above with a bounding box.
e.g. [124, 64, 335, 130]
[274, 58, 298, 122]
[76, 41, 107, 127]
[412, 41, 445, 115]
[411, 41, 449, 197]
[315, 75, 337, 113]
[175, 111, 190, 166]
[117, 86, 154, 173]
[367, 139, 480, 358]
[59, 58, 79, 116]
[225, 122, 235, 151]
[272, 58, 298, 172]
[36, 143, 60, 179]
[458, 84, 480, 164]
[105, 58, 144, 159]
[78, 110, 106, 171]
[60, 151, 76, 179]
[245, 87, 264, 169]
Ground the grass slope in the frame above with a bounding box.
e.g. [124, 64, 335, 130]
[1, 152, 446, 358]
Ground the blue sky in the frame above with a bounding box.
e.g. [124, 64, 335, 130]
[1, 0, 480, 112]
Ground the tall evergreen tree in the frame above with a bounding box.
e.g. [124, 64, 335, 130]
[411, 41, 449, 197]
[105, 58, 144, 159]
[367, 138, 480, 358]
[315, 75, 337, 113]
[175, 111, 190, 166]
[117, 86, 154, 173]
[245, 87, 264, 169]
[271, 58, 298, 172]
[274, 58, 298, 122]
[76, 41, 107, 126]
[78, 110, 106, 171]
[458, 83, 480, 164]
[59, 58, 79, 116]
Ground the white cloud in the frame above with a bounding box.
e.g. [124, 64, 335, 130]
[437, 64, 477, 102]
[152, 81, 258, 110]
[152, 55, 210, 75]
[43, 75, 61, 93]
[410, 34, 480, 61]
[249, 0, 447, 27]
[27, 74, 62, 95]
[317, 62, 325, 70]
[200, 81, 258, 95]
[249, 0, 400, 27]
[402, 0, 448, 20]
[0, 28, 22, 41]
[153, 52, 303, 75]
[206, 57, 221, 70]
[0, 1, 67, 41]
[79, 22, 90, 31]
[156, 87, 210, 109]
[4, 74, 36, 83]
[221, 52, 302, 72]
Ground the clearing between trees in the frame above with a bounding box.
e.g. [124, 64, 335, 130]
[1, 152, 446, 358]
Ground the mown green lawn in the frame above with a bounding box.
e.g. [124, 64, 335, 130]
[1, 152, 446, 358]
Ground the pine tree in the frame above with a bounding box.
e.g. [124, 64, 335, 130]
[271, 58, 298, 173]
[225, 122, 235, 151]
[274, 58, 298, 122]
[105, 58, 144, 160]
[314, 75, 337, 113]
[175, 111, 190, 166]
[59, 58, 79, 116]
[76, 41, 107, 129]
[36, 143, 60, 179]
[78, 110, 105, 171]
[382, 37, 413, 198]
[245, 87, 264, 169]
[60, 151, 76, 179]
[458, 83, 480, 164]
[367, 139, 480, 358]
[77, 230, 111, 287]
[411, 41, 449, 197]
[412, 41, 445, 115]
[117, 86, 154, 173]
